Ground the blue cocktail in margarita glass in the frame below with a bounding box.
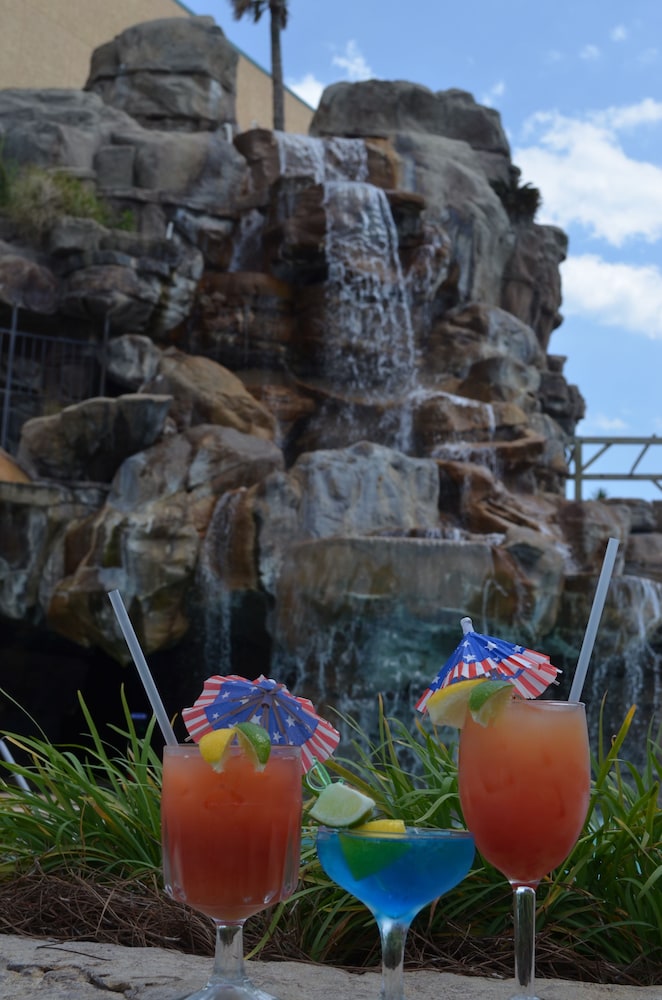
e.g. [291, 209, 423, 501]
[316, 826, 475, 1000]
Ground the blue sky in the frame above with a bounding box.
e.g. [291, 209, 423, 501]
[188, 1, 662, 500]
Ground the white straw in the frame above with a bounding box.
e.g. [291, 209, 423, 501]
[107, 589, 178, 746]
[568, 537, 620, 703]
[0, 738, 30, 791]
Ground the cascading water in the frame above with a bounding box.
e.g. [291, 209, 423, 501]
[271, 132, 420, 451]
[575, 575, 662, 760]
[195, 490, 246, 673]
[274, 133, 369, 184]
[321, 180, 416, 397]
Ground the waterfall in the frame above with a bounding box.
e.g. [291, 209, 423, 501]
[274, 133, 369, 183]
[322, 180, 416, 397]
[229, 209, 265, 272]
[195, 490, 247, 673]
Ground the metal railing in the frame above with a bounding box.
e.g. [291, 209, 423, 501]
[0, 307, 108, 454]
[565, 436, 662, 501]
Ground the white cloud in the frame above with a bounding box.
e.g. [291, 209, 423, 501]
[585, 413, 629, 432]
[515, 104, 662, 245]
[287, 72, 324, 109]
[610, 25, 628, 43]
[594, 97, 662, 129]
[332, 40, 373, 82]
[561, 254, 662, 338]
[481, 80, 505, 107]
[580, 44, 600, 60]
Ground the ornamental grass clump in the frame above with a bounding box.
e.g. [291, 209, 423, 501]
[0, 690, 162, 877]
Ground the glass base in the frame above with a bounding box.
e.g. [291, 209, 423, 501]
[173, 979, 282, 1000]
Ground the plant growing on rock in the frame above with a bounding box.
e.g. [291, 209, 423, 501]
[1, 161, 134, 243]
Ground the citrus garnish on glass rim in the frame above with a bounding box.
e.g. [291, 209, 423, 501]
[198, 722, 271, 772]
[426, 677, 513, 728]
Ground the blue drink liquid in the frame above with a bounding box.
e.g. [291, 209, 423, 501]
[316, 827, 475, 923]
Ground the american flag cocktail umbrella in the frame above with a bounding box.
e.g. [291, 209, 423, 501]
[416, 617, 560, 713]
[182, 674, 340, 774]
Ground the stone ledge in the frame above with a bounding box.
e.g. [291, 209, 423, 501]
[0, 934, 657, 1000]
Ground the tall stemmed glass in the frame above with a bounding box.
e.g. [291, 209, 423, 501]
[162, 744, 302, 1000]
[316, 825, 475, 1000]
[458, 699, 590, 1000]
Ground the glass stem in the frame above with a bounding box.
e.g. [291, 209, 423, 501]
[377, 916, 410, 1000]
[208, 921, 249, 987]
[513, 884, 538, 999]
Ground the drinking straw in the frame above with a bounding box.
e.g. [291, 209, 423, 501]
[107, 589, 177, 746]
[568, 537, 620, 703]
[0, 738, 30, 791]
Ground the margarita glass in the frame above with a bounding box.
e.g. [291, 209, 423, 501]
[162, 744, 302, 1000]
[458, 699, 590, 1000]
[316, 826, 475, 1000]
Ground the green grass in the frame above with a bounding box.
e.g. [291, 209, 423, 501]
[0, 690, 162, 878]
[0, 691, 660, 984]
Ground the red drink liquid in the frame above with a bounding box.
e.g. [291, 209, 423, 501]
[162, 745, 302, 921]
[458, 699, 590, 886]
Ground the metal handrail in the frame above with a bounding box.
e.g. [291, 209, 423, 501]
[566, 436, 662, 500]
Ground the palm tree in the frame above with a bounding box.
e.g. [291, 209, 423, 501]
[229, 1, 288, 131]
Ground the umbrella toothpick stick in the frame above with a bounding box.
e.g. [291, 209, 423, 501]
[107, 589, 177, 747]
[568, 537, 620, 704]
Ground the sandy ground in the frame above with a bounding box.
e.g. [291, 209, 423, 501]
[1, 934, 660, 1000]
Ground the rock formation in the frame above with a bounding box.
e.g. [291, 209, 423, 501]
[0, 16, 659, 761]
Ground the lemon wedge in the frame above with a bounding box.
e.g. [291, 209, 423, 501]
[199, 729, 236, 771]
[353, 818, 407, 834]
[426, 678, 488, 728]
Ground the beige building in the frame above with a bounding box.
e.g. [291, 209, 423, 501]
[0, 0, 314, 133]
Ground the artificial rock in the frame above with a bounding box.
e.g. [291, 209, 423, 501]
[0, 15, 659, 761]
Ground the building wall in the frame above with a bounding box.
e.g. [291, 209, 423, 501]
[0, 0, 313, 133]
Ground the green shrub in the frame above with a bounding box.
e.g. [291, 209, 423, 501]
[0, 159, 135, 242]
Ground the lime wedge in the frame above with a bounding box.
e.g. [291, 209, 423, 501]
[199, 729, 235, 772]
[426, 677, 489, 728]
[309, 782, 375, 827]
[468, 679, 513, 726]
[338, 830, 410, 880]
[234, 721, 272, 770]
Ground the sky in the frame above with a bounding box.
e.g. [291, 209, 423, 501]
[188, 0, 662, 501]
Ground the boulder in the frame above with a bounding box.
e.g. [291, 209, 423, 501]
[311, 82, 511, 183]
[0, 480, 106, 622]
[0, 89, 138, 171]
[144, 349, 277, 439]
[0, 252, 59, 313]
[85, 16, 238, 132]
[16, 393, 172, 482]
[253, 441, 441, 593]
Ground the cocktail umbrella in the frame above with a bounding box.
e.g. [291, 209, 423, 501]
[416, 616, 560, 712]
[182, 673, 340, 773]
